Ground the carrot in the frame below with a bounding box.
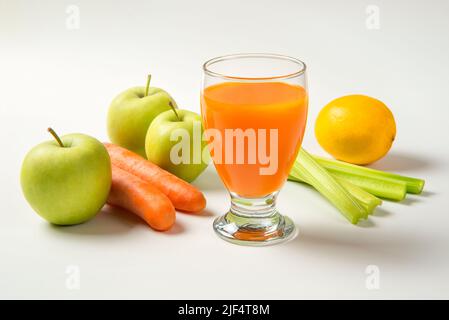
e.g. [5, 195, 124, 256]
[104, 143, 206, 213]
[107, 165, 176, 231]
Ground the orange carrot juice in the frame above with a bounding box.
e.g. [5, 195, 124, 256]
[201, 82, 308, 197]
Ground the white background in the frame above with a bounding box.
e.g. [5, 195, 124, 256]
[1, 0, 449, 299]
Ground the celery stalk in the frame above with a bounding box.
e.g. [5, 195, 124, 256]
[290, 149, 366, 224]
[328, 170, 407, 201]
[312, 155, 425, 194]
[289, 169, 382, 217]
[335, 177, 382, 216]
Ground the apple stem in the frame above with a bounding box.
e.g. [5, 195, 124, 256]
[47, 127, 64, 147]
[169, 101, 180, 121]
[144, 74, 151, 97]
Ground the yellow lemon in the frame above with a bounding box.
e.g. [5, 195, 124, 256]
[315, 95, 396, 165]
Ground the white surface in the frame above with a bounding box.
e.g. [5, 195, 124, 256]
[1, 0, 449, 299]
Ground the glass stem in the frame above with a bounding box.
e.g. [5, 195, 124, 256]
[230, 192, 278, 218]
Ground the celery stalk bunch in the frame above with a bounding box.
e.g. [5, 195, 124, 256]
[288, 149, 425, 224]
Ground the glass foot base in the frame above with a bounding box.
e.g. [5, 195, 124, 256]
[213, 211, 296, 246]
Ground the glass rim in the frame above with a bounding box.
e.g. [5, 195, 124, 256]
[203, 53, 306, 81]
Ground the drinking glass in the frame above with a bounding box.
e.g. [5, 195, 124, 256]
[201, 53, 308, 246]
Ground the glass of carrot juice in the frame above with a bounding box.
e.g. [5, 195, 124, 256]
[201, 54, 308, 246]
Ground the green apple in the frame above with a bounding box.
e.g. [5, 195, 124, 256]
[20, 128, 112, 225]
[145, 108, 209, 182]
[107, 75, 177, 157]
